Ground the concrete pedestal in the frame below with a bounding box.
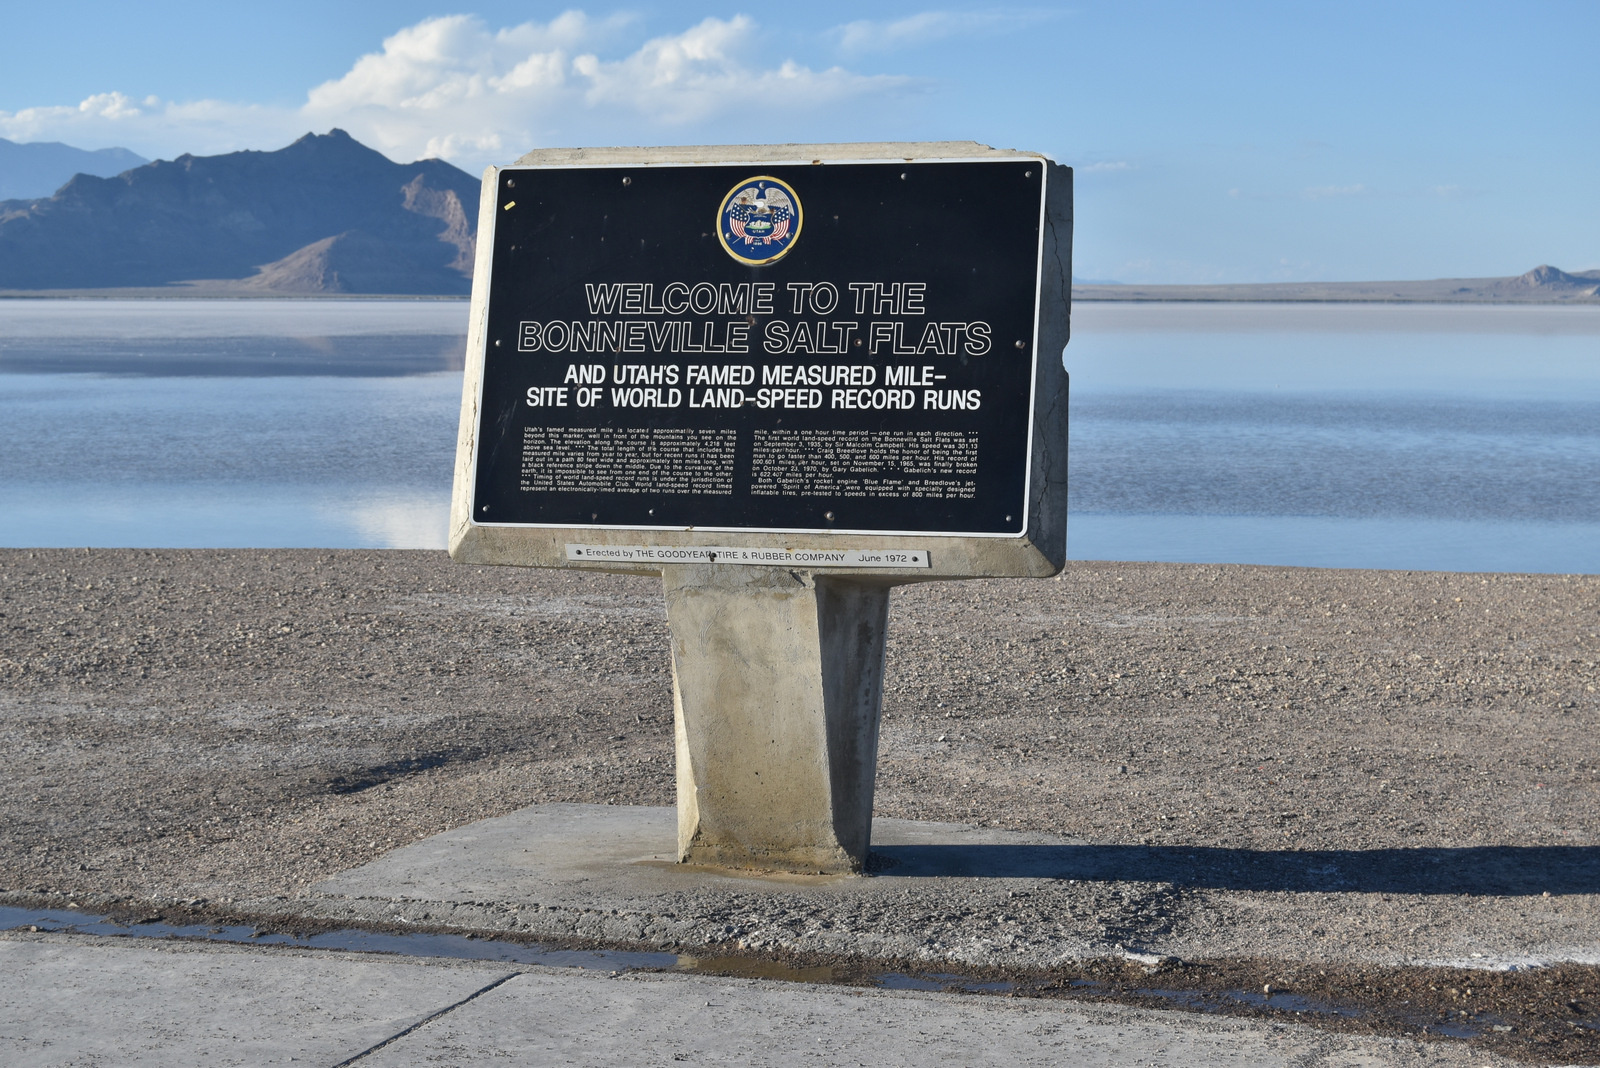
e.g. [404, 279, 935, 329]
[664, 565, 890, 873]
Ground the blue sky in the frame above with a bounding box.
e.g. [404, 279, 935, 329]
[2, 2, 1594, 283]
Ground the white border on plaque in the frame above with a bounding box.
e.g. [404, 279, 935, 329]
[469, 156, 1048, 541]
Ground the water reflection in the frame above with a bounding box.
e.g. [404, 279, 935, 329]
[2, 299, 1598, 569]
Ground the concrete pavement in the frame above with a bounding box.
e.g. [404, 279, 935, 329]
[0, 932, 1516, 1067]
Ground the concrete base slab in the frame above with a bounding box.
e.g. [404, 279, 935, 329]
[282, 804, 1600, 969]
[0, 933, 1514, 1068]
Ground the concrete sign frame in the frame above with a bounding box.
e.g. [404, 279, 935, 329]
[450, 141, 1072, 581]
[451, 141, 1071, 873]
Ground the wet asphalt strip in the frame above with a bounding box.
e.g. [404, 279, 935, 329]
[8, 903, 1599, 1064]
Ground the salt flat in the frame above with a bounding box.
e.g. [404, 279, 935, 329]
[2, 548, 1596, 1061]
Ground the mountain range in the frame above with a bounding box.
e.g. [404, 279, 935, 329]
[0, 130, 478, 295]
[1071, 264, 1600, 303]
[0, 138, 149, 201]
[1, 130, 1593, 302]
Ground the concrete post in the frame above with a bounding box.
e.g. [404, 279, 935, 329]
[664, 565, 891, 874]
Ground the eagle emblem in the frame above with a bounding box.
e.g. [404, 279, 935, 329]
[717, 176, 801, 266]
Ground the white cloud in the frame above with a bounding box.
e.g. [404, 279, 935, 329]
[0, 92, 300, 160]
[304, 13, 622, 116]
[309, 12, 902, 163]
[833, 10, 1055, 53]
[572, 16, 890, 123]
[0, 12, 905, 171]
[80, 92, 149, 121]
[1081, 160, 1133, 173]
[0, 93, 145, 140]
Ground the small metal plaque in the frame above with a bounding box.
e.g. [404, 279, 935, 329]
[469, 158, 1047, 539]
[565, 544, 931, 567]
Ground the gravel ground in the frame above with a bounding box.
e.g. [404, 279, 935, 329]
[2, 548, 1598, 1061]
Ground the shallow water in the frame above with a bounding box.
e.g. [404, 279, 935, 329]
[1, 299, 1597, 572]
[1067, 302, 1600, 401]
[0, 905, 677, 971]
[1063, 303, 1600, 572]
[0, 371, 458, 548]
[1, 904, 1495, 1039]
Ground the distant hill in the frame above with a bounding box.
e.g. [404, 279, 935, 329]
[0, 130, 479, 295]
[0, 138, 148, 200]
[1073, 265, 1600, 304]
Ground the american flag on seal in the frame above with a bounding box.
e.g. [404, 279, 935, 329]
[727, 185, 795, 245]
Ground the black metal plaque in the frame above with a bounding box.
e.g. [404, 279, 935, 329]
[471, 159, 1046, 536]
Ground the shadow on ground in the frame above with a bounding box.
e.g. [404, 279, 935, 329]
[869, 843, 1599, 895]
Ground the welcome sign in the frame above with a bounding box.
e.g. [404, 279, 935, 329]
[451, 142, 1071, 578]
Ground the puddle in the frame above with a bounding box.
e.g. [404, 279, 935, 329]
[880, 972, 1017, 994]
[0, 904, 1533, 1044]
[0, 906, 676, 972]
[878, 973, 947, 992]
[677, 955, 836, 983]
[1129, 984, 1506, 1039]
[1134, 986, 1363, 1020]
[4, 905, 837, 986]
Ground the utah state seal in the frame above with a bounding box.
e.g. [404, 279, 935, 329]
[717, 176, 802, 266]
